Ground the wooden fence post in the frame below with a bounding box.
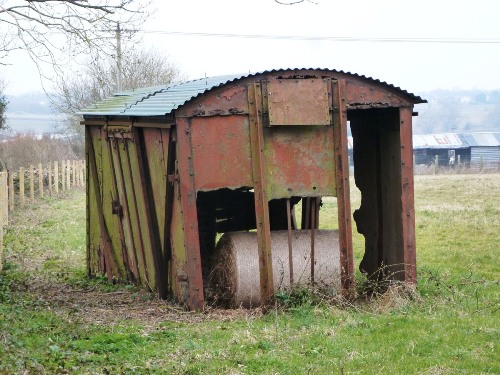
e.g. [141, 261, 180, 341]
[29, 164, 35, 203]
[72, 160, 77, 187]
[79, 160, 82, 187]
[19, 167, 25, 208]
[8, 171, 14, 212]
[66, 159, 71, 190]
[54, 161, 59, 194]
[61, 160, 65, 192]
[0, 173, 6, 225]
[434, 155, 439, 175]
[48, 162, 52, 195]
[38, 162, 43, 198]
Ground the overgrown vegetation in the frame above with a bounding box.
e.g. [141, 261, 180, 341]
[0, 133, 81, 170]
[1, 175, 499, 374]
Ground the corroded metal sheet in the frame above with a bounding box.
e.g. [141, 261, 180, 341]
[263, 125, 336, 199]
[190, 116, 253, 191]
[267, 79, 331, 126]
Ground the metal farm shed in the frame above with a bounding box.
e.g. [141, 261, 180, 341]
[81, 68, 426, 311]
[461, 132, 500, 166]
[413, 133, 470, 166]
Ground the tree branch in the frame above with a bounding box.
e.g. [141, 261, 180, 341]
[274, 0, 318, 5]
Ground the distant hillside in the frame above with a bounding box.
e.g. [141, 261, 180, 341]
[4, 92, 59, 134]
[6, 92, 52, 115]
[413, 89, 500, 134]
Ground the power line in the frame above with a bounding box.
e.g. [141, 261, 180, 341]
[141, 30, 500, 44]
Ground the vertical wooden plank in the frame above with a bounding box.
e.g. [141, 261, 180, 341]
[38, 163, 43, 198]
[86, 126, 119, 281]
[175, 117, 204, 311]
[66, 159, 71, 190]
[131, 127, 168, 297]
[54, 161, 59, 194]
[85, 132, 91, 276]
[48, 162, 52, 195]
[61, 160, 65, 192]
[248, 82, 274, 306]
[0, 173, 5, 226]
[72, 160, 76, 187]
[122, 137, 156, 290]
[111, 136, 146, 284]
[0, 178, 3, 258]
[79, 160, 82, 187]
[29, 164, 34, 203]
[8, 171, 14, 212]
[170, 173, 189, 303]
[332, 79, 354, 292]
[400, 107, 417, 283]
[141, 128, 169, 264]
[80, 159, 85, 186]
[19, 167, 25, 208]
[104, 136, 137, 281]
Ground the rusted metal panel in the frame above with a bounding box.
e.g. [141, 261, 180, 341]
[177, 85, 249, 118]
[263, 126, 336, 199]
[333, 80, 355, 293]
[175, 117, 205, 311]
[267, 78, 331, 126]
[344, 79, 412, 109]
[400, 107, 417, 283]
[248, 83, 275, 306]
[189, 116, 253, 191]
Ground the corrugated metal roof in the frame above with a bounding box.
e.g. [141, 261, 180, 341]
[461, 132, 500, 147]
[413, 133, 468, 149]
[81, 68, 425, 117]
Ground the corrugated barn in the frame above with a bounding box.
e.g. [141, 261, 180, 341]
[413, 133, 469, 166]
[461, 132, 500, 166]
[81, 68, 425, 310]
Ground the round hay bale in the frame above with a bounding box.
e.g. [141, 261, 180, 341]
[211, 230, 341, 307]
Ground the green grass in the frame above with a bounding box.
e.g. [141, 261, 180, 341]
[1, 176, 499, 374]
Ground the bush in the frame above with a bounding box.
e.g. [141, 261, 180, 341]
[0, 133, 83, 170]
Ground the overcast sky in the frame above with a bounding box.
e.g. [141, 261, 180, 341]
[2, 0, 500, 96]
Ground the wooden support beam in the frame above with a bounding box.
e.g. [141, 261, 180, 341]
[400, 107, 417, 283]
[248, 82, 274, 306]
[175, 117, 204, 311]
[332, 79, 355, 292]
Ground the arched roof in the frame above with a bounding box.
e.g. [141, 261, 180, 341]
[81, 68, 426, 118]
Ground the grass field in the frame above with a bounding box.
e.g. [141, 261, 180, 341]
[1, 175, 499, 374]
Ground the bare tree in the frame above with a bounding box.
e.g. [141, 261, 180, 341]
[274, 0, 318, 5]
[51, 46, 183, 153]
[0, 0, 150, 77]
